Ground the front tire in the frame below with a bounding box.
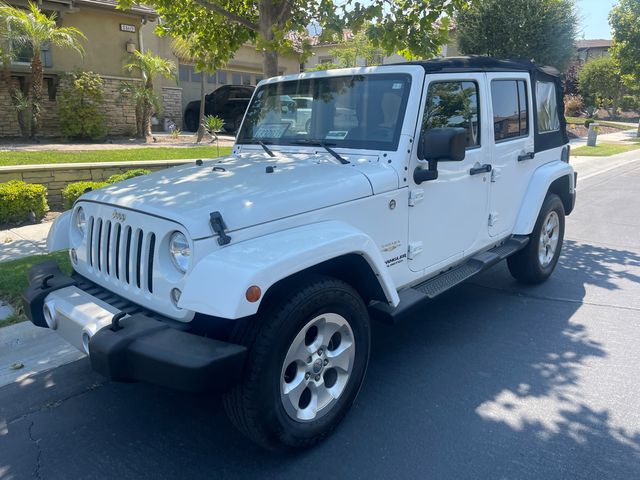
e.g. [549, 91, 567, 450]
[508, 193, 565, 283]
[223, 275, 371, 452]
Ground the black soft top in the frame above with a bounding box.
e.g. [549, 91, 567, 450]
[396, 56, 568, 153]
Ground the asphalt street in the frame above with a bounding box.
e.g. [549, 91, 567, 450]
[2, 157, 640, 480]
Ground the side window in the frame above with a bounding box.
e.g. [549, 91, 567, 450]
[536, 81, 560, 133]
[491, 80, 528, 141]
[423, 81, 480, 148]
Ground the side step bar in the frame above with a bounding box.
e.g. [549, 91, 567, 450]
[369, 235, 529, 324]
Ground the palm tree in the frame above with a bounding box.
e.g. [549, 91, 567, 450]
[123, 50, 176, 138]
[0, 1, 85, 138]
[171, 36, 215, 142]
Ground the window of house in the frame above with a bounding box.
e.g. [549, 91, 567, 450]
[536, 81, 560, 133]
[179, 65, 191, 82]
[241, 73, 252, 86]
[207, 73, 216, 84]
[218, 71, 228, 84]
[232, 72, 242, 85]
[423, 81, 481, 148]
[255, 75, 263, 84]
[191, 70, 202, 83]
[491, 79, 528, 141]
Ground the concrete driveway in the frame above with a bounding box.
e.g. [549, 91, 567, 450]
[1, 156, 639, 479]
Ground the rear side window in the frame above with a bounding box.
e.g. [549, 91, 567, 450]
[536, 81, 560, 133]
[423, 81, 480, 148]
[491, 80, 528, 141]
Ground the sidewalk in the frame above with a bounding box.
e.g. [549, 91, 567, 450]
[570, 129, 639, 148]
[0, 220, 52, 262]
[0, 133, 236, 152]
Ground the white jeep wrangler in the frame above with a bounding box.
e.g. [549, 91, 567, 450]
[23, 57, 576, 451]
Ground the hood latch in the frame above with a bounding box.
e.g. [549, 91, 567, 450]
[210, 211, 231, 246]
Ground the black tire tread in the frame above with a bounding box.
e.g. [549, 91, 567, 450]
[223, 274, 367, 452]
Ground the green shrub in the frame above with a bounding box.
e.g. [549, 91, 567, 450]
[62, 181, 107, 210]
[62, 169, 151, 209]
[0, 180, 48, 226]
[106, 168, 150, 184]
[620, 95, 639, 112]
[58, 72, 107, 141]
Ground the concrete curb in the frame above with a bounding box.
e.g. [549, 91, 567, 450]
[0, 321, 85, 388]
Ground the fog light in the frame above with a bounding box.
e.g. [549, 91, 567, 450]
[70, 248, 78, 265]
[170, 288, 182, 307]
[43, 302, 57, 329]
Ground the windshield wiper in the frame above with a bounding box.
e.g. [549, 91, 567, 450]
[291, 139, 350, 165]
[244, 139, 275, 157]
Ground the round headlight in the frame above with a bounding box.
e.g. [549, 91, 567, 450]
[169, 232, 190, 273]
[75, 207, 86, 235]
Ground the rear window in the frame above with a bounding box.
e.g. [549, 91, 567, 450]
[491, 80, 529, 142]
[536, 81, 560, 133]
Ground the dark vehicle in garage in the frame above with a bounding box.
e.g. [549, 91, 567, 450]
[183, 85, 255, 133]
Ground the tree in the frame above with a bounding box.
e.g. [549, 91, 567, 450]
[456, 0, 578, 71]
[578, 57, 624, 119]
[161, 8, 247, 140]
[609, 0, 640, 135]
[123, 50, 176, 138]
[0, 1, 85, 138]
[120, 0, 469, 79]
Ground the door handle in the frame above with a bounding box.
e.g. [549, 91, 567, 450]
[470, 164, 492, 176]
[518, 152, 535, 162]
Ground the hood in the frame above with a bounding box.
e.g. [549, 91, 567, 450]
[79, 152, 388, 239]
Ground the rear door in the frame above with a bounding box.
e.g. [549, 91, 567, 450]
[486, 74, 535, 237]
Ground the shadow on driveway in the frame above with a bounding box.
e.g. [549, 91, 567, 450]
[1, 241, 639, 479]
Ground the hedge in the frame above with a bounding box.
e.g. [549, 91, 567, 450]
[0, 180, 49, 226]
[62, 168, 151, 210]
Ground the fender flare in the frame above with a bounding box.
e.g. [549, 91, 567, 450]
[513, 160, 575, 235]
[46, 210, 72, 252]
[179, 221, 400, 319]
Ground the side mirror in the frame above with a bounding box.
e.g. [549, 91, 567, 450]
[414, 128, 467, 184]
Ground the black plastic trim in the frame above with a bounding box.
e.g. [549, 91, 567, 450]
[22, 260, 76, 328]
[89, 314, 247, 392]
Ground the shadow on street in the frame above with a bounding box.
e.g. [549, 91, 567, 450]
[1, 240, 639, 479]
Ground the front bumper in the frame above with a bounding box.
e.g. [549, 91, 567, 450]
[22, 261, 246, 392]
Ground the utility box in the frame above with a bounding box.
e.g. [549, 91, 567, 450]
[587, 123, 600, 147]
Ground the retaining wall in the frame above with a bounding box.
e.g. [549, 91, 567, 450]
[0, 160, 190, 208]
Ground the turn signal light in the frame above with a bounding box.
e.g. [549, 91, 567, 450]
[246, 285, 262, 303]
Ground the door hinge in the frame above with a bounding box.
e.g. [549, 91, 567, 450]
[491, 168, 500, 183]
[488, 212, 499, 227]
[408, 241, 423, 260]
[409, 189, 424, 206]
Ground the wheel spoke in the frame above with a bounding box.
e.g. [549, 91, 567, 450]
[283, 374, 307, 405]
[327, 342, 353, 372]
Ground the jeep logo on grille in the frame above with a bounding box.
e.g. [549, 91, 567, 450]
[112, 210, 126, 222]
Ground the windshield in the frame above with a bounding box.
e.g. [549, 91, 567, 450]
[237, 73, 412, 151]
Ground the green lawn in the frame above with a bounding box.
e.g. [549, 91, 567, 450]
[0, 146, 232, 167]
[0, 251, 71, 327]
[572, 143, 640, 157]
[565, 117, 637, 131]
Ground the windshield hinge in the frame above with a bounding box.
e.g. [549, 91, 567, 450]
[408, 241, 423, 260]
[210, 211, 231, 246]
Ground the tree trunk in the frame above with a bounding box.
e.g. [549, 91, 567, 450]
[259, 2, 279, 78]
[29, 56, 43, 139]
[135, 102, 144, 138]
[637, 119, 640, 138]
[143, 102, 152, 138]
[263, 49, 279, 78]
[197, 73, 206, 142]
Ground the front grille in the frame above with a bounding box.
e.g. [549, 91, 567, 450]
[86, 216, 156, 294]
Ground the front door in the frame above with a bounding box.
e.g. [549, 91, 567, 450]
[408, 73, 491, 275]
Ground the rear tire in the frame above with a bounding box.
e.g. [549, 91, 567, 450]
[223, 275, 370, 452]
[508, 193, 565, 284]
